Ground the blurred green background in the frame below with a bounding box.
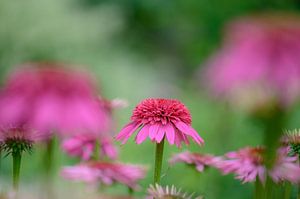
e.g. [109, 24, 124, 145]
[1, 0, 300, 198]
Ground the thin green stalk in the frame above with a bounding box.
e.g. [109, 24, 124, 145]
[283, 182, 292, 199]
[43, 138, 55, 199]
[254, 178, 264, 199]
[259, 107, 286, 199]
[12, 152, 22, 191]
[128, 187, 134, 196]
[93, 140, 100, 160]
[44, 138, 55, 176]
[153, 139, 165, 184]
[298, 155, 300, 199]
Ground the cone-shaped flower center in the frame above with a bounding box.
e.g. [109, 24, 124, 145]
[131, 99, 191, 125]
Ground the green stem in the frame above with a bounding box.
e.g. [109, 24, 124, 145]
[12, 152, 22, 191]
[93, 140, 100, 160]
[254, 178, 264, 199]
[44, 138, 55, 175]
[153, 139, 165, 184]
[43, 138, 55, 199]
[260, 108, 286, 199]
[128, 187, 134, 196]
[283, 182, 292, 199]
[298, 156, 300, 199]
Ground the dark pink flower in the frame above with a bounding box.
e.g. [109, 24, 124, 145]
[218, 146, 300, 184]
[204, 15, 300, 108]
[116, 98, 204, 147]
[0, 63, 112, 136]
[62, 135, 118, 160]
[61, 161, 147, 189]
[169, 151, 221, 172]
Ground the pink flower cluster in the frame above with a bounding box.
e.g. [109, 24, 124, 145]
[170, 146, 300, 184]
[169, 151, 221, 172]
[61, 162, 146, 189]
[203, 15, 300, 108]
[0, 63, 112, 137]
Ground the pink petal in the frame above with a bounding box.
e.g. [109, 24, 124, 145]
[165, 124, 175, 145]
[149, 124, 159, 140]
[82, 143, 94, 161]
[135, 125, 150, 144]
[116, 122, 140, 144]
[155, 125, 165, 143]
[175, 121, 204, 145]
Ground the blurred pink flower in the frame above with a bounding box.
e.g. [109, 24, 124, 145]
[169, 151, 221, 172]
[62, 135, 118, 161]
[0, 125, 50, 143]
[0, 126, 51, 155]
[218, 146, 300, 184]
[116, 98, 204, 147]
[204, 15, 300, 108]
[218, 147, 266, 183]
[0, 63, 112, 136]
[269, 147, 300, 183]
[61, 161, 147, 189]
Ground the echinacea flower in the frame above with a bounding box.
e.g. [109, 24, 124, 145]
[169, 151, 221, 172]
[203, 14, 300, 110]
[147, 184, 203, 199]
[0, 125, 51, 190]
[0, 63, 112, 136]
[0, 125, 50, 155]
[269, 147, 300, 183]
[116, 98, 204, 147]
[62, 135, 118, 161]
[61, 161, 147, 189]
[217, 146, 300, 184]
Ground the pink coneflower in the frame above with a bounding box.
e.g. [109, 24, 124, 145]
[0, 125, 50, 190]
[270, 147, 300, 183]
[218, 147, 266, 183]
[0, 63, 112, 136]
[217, 146, 300, 184]
[169, 151, 221, 172]
[116, 98, 203, 147]
[203, 14, 300, 109]
[61, 162, 146, 189]
[116, 98, 203, 184]
[62, 135, 118, 161]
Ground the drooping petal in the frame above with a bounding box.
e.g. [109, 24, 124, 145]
[82, 143, 94, 161]
[135, 125, 150, 144]
[175, 121, 204, 145]
[165, 124, 175, 145]
[116, 122, 140, 144]
[149, 123, 159, 141]
[155, 125, 165, 143]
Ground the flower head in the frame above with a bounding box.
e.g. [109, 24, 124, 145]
[0, 63, 112, 136]
[62, 135, 118, 161]
[147, 184, 203, 199]
[169, 151, 221, 172]
[61, 161, 146, 189]
[282, 129, 300, 156]
[203, 14, 300, 110]
[0, 126, 49, 156]
[116, 98, 204, 147]
[217, 146, 300, 184]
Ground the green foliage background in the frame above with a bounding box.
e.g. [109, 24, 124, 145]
[0, 0, 300, 198]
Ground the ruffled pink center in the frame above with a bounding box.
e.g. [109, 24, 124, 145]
[131, 99, 191, 125]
